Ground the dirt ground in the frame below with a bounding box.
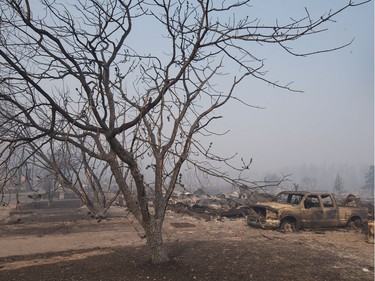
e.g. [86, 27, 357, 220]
[0, 200, 374, 281]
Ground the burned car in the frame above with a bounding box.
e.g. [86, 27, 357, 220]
[247, 191, 368, 232]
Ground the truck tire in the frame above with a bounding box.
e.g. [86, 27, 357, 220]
[347, 218, 363, 232]
[280, 218, 297, 233]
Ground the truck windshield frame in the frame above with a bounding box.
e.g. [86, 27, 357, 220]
[272, 193, 305, 205]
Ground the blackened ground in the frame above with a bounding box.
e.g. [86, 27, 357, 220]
[0, 237, 373, 281]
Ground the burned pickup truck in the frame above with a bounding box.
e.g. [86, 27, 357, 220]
[247, 191, 368, 232]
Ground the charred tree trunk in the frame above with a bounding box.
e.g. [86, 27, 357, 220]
[108, 153, 170, 263]
[144, 218, 169, 264]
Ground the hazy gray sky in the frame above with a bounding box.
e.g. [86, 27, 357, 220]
[28, 0, 374, 191]
[204, 0, 374, 188]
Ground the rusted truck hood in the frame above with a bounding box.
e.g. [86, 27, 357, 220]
[250, 202, 292, 212]
[247, 202, 288, 229]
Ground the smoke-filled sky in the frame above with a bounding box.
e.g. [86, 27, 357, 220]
[202, 1, 374, 190]
[28, 0, 374, 191]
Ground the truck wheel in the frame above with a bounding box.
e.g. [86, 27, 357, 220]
[280, 219, 297, 233]
[347, 218, 363, 232]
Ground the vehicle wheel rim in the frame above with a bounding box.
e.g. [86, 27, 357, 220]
[348, 219, 362, 232]
[282, 221, 295, 232]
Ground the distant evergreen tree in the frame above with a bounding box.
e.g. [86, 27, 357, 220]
[333, 174, 343, 196]
[302, 176, 317, 191]
[362, 166, 374, 196]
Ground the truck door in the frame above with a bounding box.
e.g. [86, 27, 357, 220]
[302, 195, 324, 228]
[320, 194, 338, 227]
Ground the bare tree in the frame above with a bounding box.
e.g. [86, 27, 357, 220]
[0, 102, 120, 216]
[0, 0, 369, 263]
[29, 140, 120, 218]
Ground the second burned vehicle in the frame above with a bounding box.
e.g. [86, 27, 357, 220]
[247, 191, 368, 232]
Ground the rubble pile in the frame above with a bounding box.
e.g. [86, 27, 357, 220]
[167, 189, 273, 221]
